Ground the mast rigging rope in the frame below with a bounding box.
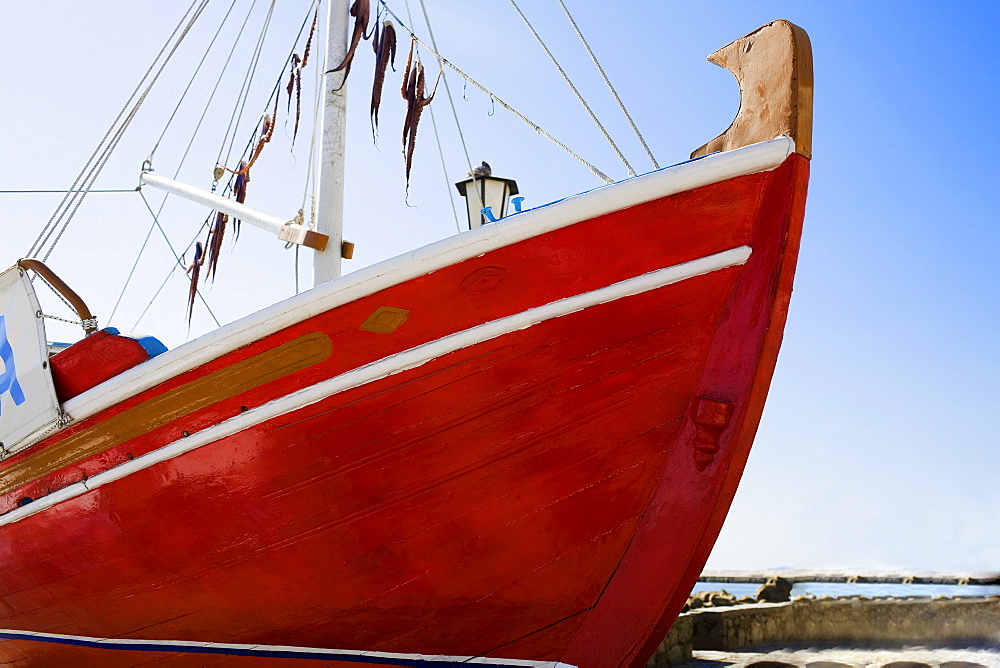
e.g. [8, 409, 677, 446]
[122, 3, 317, 326]
[150, 0, 243, 160]
[506, 0, 635, 177]
[111, 0, 257, 328]
[554, 0, 659, 170]
[26, 0, 211, 263]
[218, 0, 278, 168]
[134, 192, 221, 329]
[0, 189, 136, 194]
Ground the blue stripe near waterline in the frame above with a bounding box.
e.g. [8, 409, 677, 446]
[0, 629, 568, 667]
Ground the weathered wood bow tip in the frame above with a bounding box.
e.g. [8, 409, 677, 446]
[691, 19, 813, 160]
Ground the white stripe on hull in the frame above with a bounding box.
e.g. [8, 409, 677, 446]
[0, 246, 749, 527]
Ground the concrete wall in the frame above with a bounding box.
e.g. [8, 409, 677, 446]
[646, 597, 1000, 667]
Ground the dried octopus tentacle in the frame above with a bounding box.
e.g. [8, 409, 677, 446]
[186, 241, 205, 323]
[286, 54, 301, 112]
[293, 66, 303, 142]
[204, 103, 266, 285]
[285, 8, 320, 145]
[268, 92, 279, 141]
[405, 64, 428, 181]
[402, 73, 418, 170]
[400, 38, 414, 101]
[401, 52, 442, 185]
[370, 20, 396, 135]
[232, 161, 249, 241]
[233, 162, 249, 203]
[326, 0, 371, 77]
[300, 8, 319, 69]
[423, 62, 442, 106]
[370, 20, 380, 135]
[227, 110, 274, 177]
[401, 40, 418, 149]
[362, 2, 377, 41]
[401, 60, 420, 180]
[206, 211, 228, 282]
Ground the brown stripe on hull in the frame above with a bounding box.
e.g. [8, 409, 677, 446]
[0, 332, 332, 497]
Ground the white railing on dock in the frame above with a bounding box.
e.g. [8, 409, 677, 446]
[698, 569, 999, 586]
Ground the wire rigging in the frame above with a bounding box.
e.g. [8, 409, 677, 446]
[150, 0, 244, 161]
[112, 0, 254, 327]
[296, 1, 324, 294]
[111, 1, 255, 327]
[136, 192, 221, 328]
[425, 103, 462, 232]
[36, 274, 79, 318]
[120, 3, 317, 328]
[506, 0, 635, 177]
[218, 0, 278, 169]
[26, 1, 198, 260]
[26, 0, 211, 263]
[177, 0, 263, 189]
[0, 189, 136, 194]
[107, 206, 159, 326]
[554, 0, 658, 170]
[42, 2, 213, 265]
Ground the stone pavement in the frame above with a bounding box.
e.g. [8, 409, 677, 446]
[676, 641, 1000, 667]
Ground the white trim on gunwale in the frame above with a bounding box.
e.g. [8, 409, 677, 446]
[54, 137, 789, 435]
[0, 246, 750, 527]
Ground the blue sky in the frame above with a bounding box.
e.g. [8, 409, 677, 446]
[1, 1, 997, 572]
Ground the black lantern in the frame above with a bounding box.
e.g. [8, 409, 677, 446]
[455, 167, 519, 230]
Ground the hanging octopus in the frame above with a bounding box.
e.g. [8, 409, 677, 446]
[201, 155, 250, 290]
[185, 241, 205, 324]
[370, 18, 397, 136]
[231, 160, 249, 242]
[285, 8, 319, 144]
[301, 7, 318, 69]
[228, 112, 274, 181]
[206, 211, 229, 281]
[326, 0, 372, 81]
[286, 54, 302, 140]
[400, 38, 440, 187]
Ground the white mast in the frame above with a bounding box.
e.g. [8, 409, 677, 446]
[313, 0, 351, 286]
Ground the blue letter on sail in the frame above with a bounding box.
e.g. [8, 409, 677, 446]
[0, 315, 27, 414]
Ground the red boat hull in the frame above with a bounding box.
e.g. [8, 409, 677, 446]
[0, 151, 808, 667]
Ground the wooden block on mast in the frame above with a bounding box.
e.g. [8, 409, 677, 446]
[277, 226, 329, 252]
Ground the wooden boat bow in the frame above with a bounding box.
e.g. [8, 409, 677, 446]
[692, 19, 813, 159]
